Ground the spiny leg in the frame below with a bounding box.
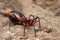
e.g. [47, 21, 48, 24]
[33, 25, 36, 37]
[20, 26, 28, 39]
[36, 17, 42, 31]
[24, 26, 25, 37]
[9, 21, 14, 31]
[38, 18, 42, 31]
[8, 21, 11, 31]
[29, 14, 35, 19]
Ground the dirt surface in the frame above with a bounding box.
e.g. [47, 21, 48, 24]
[0, 0, 60, 40]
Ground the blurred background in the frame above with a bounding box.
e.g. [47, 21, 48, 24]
[0, 0, 60, 40]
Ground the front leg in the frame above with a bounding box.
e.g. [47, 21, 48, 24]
[20, 26, 28, 39]
[29, 14, 35, 19]
[36, 17, 42, 31]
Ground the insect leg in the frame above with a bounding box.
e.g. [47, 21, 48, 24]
[9, 21, 11, 31]
[33, 25, 36, 37]
[29, 14, 35, 19]
[24, 26, 25, 37]
[20, 26, 28, 39]
[38, 17, 42, 31]
[36, 17, 42, 31]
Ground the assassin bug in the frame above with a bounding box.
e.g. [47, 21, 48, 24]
[0, 10, 53, 39]
[7, 10, 41, 38]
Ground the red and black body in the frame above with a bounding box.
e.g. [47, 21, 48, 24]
[8, 11, 37, 26]
[0, 10, 52, 39]
[7, 10, 41, 38]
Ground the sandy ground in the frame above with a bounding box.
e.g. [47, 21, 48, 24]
[0, 0, 60, 40]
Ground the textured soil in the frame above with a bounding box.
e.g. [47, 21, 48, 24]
[0, 0, 60, 40]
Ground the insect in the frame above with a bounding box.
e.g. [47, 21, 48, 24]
[0, 10, 53, 39]
[7, 10, 41, 38]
